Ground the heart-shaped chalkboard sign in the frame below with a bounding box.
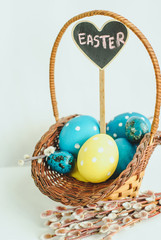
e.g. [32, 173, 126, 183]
[72, 21, 128, 69]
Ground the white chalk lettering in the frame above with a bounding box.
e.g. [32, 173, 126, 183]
[109, 37, 115, 49]
[94, 35, 100, 48]
[99, 35, 110, 49]
[77, 32, 125, 49]
[78, 33, 86, 45]
[87, 34, 93, 46]
[116, 32, 125, 47]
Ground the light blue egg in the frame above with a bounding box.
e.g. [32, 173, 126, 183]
[59, 115, 100, 155]
[125, 116, 150, 143]
[112, 138, 137, 178]
[106, 112, 151, 140]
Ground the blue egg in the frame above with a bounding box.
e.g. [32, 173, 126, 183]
[47, 151, 75, 174]
[112, 138, 137, 178]
[125, 116, 150, 143]
[59, 115, 100, 155]
[106, 112, 151, 140]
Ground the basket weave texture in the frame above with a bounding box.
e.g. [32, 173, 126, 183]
[32, 10, 161, 206]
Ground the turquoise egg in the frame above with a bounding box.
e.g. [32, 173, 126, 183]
[125, 116, 150, 143]
[106, 112, 151, 140]
[47, 151, 75, 174]
[59, 115, 100, 155]
[112, 138, 137, 178]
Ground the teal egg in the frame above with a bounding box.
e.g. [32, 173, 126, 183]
[59, 115, 100, 155]
[47, 151, 75, 174]
[106, 112, 151, 140]
[112, 138, 137, 178]
[125, 116, 150, 143]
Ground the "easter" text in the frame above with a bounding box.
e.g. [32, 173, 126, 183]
[78, 32, 125, 49]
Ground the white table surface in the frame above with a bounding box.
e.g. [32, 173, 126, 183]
[1, 148, 161, 240]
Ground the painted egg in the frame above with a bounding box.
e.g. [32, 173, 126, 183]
[112, 138, 137, 178]
[77, 134, 119, 183]
[59, 115, 100, 156]
[106, 112, 151, 140]
[70, 164, 88, 182]
[47, 151, 75, 174]
[125, 116, 150, 143]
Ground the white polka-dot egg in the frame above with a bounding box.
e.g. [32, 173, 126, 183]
[77, 134, 119, 183]
[59, 115, 100, 155]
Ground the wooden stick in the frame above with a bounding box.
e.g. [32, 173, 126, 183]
[99, 69, 106, 134]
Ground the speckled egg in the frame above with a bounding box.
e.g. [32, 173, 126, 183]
[106, 112, 151, 140]
[112, 138, 137, 178]
[77, 134, 119, 183]
[70, 164, 88, 182]
[125, 116, 150, 143]
[59, 115, 100, 156]
[47, 151, 75, 174]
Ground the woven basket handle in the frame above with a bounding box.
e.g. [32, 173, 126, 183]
[49, 10, 161, 143]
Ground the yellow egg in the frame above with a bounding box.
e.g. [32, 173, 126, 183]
[77, 134, 119, 183]
[70, 164, 88, 182]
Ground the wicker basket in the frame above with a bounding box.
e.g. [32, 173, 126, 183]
[31, 10, 161, 206]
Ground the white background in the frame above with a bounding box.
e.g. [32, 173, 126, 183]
[1, 0, 161, 239]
